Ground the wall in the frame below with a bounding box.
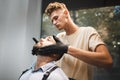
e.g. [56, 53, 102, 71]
[0, 0, 41, 80]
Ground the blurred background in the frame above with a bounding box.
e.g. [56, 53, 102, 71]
[0, 0, 120, 80]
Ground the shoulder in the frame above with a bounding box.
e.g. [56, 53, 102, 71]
[80, 26, 98, 35]
[48, 68, 69, 80]
[80, 26, 96, 32]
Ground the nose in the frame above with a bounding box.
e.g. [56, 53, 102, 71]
[40, 38, 44, 42]
[53, 20, 57, 25]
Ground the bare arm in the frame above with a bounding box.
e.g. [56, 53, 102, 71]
[68, 44, 113, 68]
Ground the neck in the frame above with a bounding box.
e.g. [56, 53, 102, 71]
[64, 18, 79, 35]
[34, 55, 51, 70]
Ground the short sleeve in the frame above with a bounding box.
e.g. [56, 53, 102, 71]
[88, 27, 105, 51]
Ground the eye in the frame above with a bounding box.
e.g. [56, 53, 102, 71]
[52, 16, 58, 23]
[47, 38, 51, 41]
[54, 16, 58, 20]
[46, 36, 51, 41]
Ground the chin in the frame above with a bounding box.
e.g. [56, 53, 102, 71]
[57, 27, 63, 30]
[58, 28, 63, 30]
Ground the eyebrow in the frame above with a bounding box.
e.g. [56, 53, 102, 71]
[51, 14, 58, 23]
[46, 36, 52, 40]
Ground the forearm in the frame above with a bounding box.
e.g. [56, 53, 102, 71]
[68, 45, 113, 68]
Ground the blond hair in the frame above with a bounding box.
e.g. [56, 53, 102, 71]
[45, 2, 67, 16]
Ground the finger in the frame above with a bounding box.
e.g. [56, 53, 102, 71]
[53, 35, 61, 43]
[33, 37, 38, 43]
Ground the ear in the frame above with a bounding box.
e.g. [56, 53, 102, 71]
[64, 9, 68, 15]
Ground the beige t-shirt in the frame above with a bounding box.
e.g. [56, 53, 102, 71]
[56, 27, 105, 80]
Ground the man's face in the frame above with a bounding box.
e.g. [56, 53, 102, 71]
[35, 36, 56, 47]
[50, 9, 67, 30]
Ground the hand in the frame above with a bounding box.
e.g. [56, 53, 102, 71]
[32, 37, 39, 55]
[32, 35, 68, 55]
[32, 47, 39, 55]
[32, 37, 38, 44]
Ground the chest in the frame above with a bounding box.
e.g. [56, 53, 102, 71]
[19, 70, 44, 80]
[63, 33, 90, 50]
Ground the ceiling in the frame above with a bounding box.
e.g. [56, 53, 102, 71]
[42, 0, 120, 13]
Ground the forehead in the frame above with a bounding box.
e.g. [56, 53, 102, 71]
[45, 36, 56, 43]
[50, 9, 64, 19]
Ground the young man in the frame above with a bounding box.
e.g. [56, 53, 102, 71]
[38, 2, 113, 80]
[19, 36, 69, 80]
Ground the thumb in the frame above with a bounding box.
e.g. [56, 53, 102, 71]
[32, 37, 38, 44]
[53, 35, 62, 43]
